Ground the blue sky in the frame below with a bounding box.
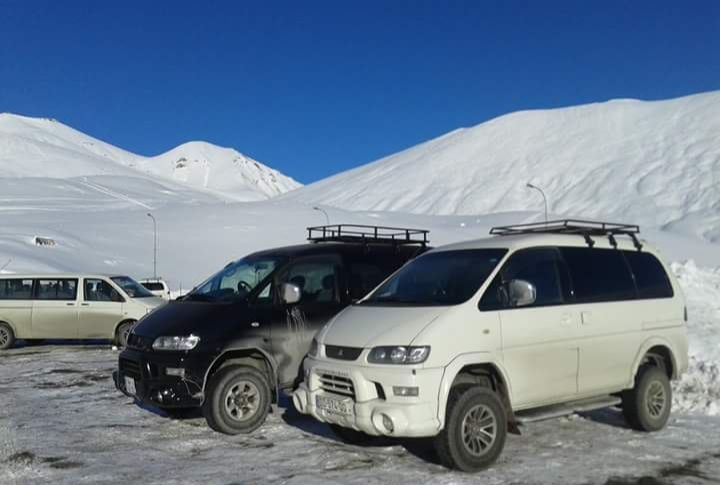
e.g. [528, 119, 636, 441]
[1, 1, 718, 183]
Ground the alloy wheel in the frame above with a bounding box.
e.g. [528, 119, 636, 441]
[461, 404, 497, 457]
[224, 380, 260, 422]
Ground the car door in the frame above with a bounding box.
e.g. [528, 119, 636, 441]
[560, 247, 642, 395]
[31, 278, 80, 338]
[77, 278, 125, 338]
[480, 247, 579, 408]
[269, 255, 345, 387]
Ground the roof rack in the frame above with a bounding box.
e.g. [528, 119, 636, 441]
[307, 224, 429, 247]
[490, 219, 642, 250]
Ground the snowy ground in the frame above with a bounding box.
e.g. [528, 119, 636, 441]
[1, 343, 720, 485]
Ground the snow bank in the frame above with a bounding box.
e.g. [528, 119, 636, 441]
[672, 261, 720, 415]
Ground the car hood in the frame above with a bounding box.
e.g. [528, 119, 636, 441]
[132, 300, 240, 339]
[318, 304, 446, 348]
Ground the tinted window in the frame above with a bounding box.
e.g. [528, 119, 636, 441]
[0, 279, 33, 300]
[561, 247, 635, 303]
[36, 279, 78, 300]
[624, 251, 673, 299]
[364, 249, 507, 306]
[348, 262, 392, 301]
[480, 248, 567, 310]
[141, 282, 164, 292]
[84, 279, 122, 302]
[283, 260, 338, 303]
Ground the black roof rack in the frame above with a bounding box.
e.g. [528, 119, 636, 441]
[489, 219, 642, 250]
[307, 224, 429, 247]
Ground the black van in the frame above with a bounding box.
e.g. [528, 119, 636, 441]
[113, 225, 429, 434]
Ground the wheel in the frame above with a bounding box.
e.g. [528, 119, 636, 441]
[0, 323, 15, 350]
[329, 424, 373, 444]
[622, 365, 671, 431]
[114, 321, 135, 348]
[434, 386, 507, 472]
[203, 366, 271, 435]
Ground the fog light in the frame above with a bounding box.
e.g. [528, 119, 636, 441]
[382, 414, 394, 433]
[392, 386, 419, 397]
[166, 367, 185, 377]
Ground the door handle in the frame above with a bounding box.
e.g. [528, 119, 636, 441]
[560, 313, 572, 326]
[81, 303, 90, 306]
[66, 302, 76, 306]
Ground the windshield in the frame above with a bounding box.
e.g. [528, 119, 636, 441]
[363, 249, 507, 306]
[111, 276, 155, 298]
[187, 256, 283, 302]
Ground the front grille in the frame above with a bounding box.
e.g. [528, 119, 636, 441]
[324, 345, 363, 361]
[126, 333, 154, 351]
[319, 373, 355, 398]
[119, 357, 142, 379]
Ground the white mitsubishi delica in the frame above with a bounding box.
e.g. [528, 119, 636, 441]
[293, 220, 688, 472]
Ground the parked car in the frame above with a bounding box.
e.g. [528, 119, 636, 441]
[140, 278, 172, 300]
[293, 220, 689, 472]
[113, 224, 430, 433]
[0, 274, 165, 350]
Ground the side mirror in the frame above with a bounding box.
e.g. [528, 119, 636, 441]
[281, 283, 301, 305]
[508, 279, 536, 307]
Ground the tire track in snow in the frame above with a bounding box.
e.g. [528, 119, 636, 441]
[79, 179, 154, 210]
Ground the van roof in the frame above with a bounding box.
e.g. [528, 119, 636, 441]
[246, 241, 427, 260]
[431, 233, 657, 254]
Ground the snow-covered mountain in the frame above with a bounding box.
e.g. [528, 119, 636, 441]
[0, 113, 301, 200]
[286, 91, 720, 242]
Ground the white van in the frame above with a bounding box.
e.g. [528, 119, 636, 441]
[0, 274, 165, 350]
[139, 278, 172, 300]
[293, 220, 688, 472]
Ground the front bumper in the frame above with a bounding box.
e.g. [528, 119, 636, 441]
[293, 355, 443, 438]
[114, 347, 214, 408]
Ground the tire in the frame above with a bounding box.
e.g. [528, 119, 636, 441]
[434, 386, 507, 472]
[622, 365, 672, 432]
[329, 424, 373, 445]
[203, 366, 271, 435]
[0, 323, 15, 350]
[114, 321, 135, 348]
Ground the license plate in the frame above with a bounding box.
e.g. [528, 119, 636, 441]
[316, 394, 353, 416]
[124, 376, 136, 396]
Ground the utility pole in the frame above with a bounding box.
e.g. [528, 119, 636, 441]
[147, 213, 157, 279]
[313, 206, 330, 225]
[526, 183, 549, 224]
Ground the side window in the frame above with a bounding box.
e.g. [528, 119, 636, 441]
[348, 262, 390, 301]
[480, 248, 566, 310]
[35, 279, 78, 301]
[84, 279, 122, 302]
[0, 279, 33, 300]
[283, 260, 338, 304]
[623, 251, 674, 299]
[560, 247, 636, 303]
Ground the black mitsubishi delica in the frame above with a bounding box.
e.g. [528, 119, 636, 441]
[113, 225, 429, 434]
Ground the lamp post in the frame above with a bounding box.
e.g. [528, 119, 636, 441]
[313, 206, 330, 225]
[147, 213, 157, 279]
[526, 183, 548, 224]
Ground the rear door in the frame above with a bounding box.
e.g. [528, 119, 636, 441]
[269, 255, 345, 386]
[77, 278, 125, 338]
[480, 247, 579, 407]
[31, 278, 79, 338]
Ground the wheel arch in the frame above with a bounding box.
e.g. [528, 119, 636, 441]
[113, 318, 137, 339]
[203, 347, 279, 403]
[437, 353, 515, 431]
[629, 337, 680, 383]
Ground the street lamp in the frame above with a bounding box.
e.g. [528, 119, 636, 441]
[147, 213, 157, 279]
[313, 206, 330, 225]
[526, 183, 549, 224]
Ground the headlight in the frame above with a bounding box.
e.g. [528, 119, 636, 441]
[308, 338, 319, 357]
[152, 335, 200, 351]
[367, 346, 430, 364]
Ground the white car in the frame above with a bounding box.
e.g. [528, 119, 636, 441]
[0, 274, 165, 350]
[139, 278, 172, 300]
[293, 220, 688, 472]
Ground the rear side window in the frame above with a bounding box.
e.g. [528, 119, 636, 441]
[0, 279, 33, 300]
[142, 282, 164, 291]
[624, 251, 674, 299]
[560, 248, 635, 303]
[347, 261, 397, 301]
[35, 279, 78, 301]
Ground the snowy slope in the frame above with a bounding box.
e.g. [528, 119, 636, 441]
[0, 113, 300, 200]
[286, 91, 720, 242]
[129, 141, 300, 200]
